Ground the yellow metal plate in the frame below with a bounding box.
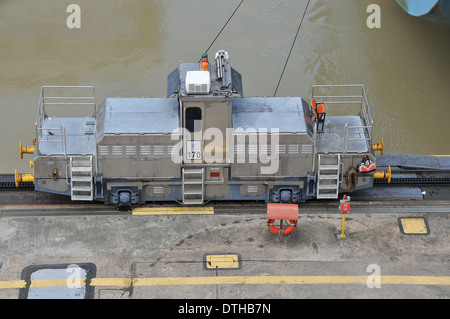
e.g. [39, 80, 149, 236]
[204, 254, 241, 270]
[398, 217, 430, 235]
[132, 206, 214, 215]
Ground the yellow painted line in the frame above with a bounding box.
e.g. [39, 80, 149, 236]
[130, 276, 369, 286]
[2, 275, 450, 290]
[381, 276, 450, 285]
[30, 278, 87, 288]
[132, 206, 214, 215]
[430, 155, 450, 157]
[90, 277, 132, 287]
[134, 275, 450, 286]
[0, 280, 26, 289]
[78, 275, 450, 286]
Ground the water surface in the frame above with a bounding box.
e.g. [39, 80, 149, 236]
[1, 0, 449, 173]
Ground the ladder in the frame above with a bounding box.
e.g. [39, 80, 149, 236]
[70, 156, 93, 201]
[316, 154, 341, 199]
[182, 167, 204, 205]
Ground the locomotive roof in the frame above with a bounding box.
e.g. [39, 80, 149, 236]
[232, 97, 313, 134]
[97, 97, 179, 136]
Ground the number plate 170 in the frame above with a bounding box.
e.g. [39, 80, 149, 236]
[186, 141, 202, 160]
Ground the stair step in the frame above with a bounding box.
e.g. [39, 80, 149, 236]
[72, 166, 91, 172]
[183, 180, 203, 185]
[71, 158, 91, 163]
[318, 184, 338, 190]
[183, 198, 204, 205]
[318, 175, 339, 180]
[317, 193, 338, 199]
[71, 194, 92, 201]
[319, 165, 339, 170]
[184, 183, 203, 190]
[183, 168, 203, 174]
[183, 190, 203, 195]
[72, 176, 92, 182]
[72, 186, 92, 192]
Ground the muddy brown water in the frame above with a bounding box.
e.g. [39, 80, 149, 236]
[1, 0, 449, 174]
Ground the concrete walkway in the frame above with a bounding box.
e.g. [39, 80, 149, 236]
[0, 208, 449, 299]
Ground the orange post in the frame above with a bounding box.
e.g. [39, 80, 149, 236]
[339, 195, 350, 238]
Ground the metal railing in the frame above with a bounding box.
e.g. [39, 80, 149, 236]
[312, 84, 374, 153]
[36, 124, 67, 155]
[35, 86, 96, 156]
[343, 123, 372, 153]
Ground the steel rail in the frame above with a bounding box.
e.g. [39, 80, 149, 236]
[1, 198, 450, 217]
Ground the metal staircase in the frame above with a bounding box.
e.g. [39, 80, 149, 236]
[316, 154, 341, 199]
[182, 167, 204, 205]
[70, 156, 93, 201]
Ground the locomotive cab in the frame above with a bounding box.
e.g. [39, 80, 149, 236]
[167, 51, 242, 204]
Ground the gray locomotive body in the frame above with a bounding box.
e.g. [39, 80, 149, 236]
[30, 51, 377, 207]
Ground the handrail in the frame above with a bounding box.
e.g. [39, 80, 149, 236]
[36, 124, 67, 156]
[312, 84, 374, 152]
[344, 123, 372, 153]
[312, 85, 372, 118]
[361, 85, 374, 126]
[35, 86, 96, 156]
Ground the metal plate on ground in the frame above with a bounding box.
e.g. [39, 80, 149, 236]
[398, 217, 430, 235]
[18, 263, 96, 299]
[132, 206, 214, 215]
[203, 254, 241, 270]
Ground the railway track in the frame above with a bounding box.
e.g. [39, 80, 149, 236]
[374, 168, 450, 185]
[1, 189, 449, 217]
[1, 169, 450, 217]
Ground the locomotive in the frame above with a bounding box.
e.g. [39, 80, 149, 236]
[16, 50, 385, 208]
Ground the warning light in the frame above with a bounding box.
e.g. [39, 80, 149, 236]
[201, 53, 209, 71]
[339, 195, 350, 213]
